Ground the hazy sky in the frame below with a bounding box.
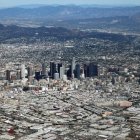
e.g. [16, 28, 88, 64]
[1, 0, 140, 7]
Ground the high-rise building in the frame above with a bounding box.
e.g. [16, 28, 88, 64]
[27, 66, 34, 83]
[58, 63, 62, 74]
[81, 72, 85, 79]
[71, 57, 76, 79]
[6, 70, 11, 81]
[50, 62, 53, 78]
[88, 63, 93, 77]
[93, 64, 98, 76]
[16, 70, 21, 80]
[67, 65, 72, 79]
[50, 62, 57, 79]
[42, 63, 46, 76]
[21, 64, 25, 79]
[84, 64, 89, 77]
[88, 63, 98, 77]
[35, 71, 41, 81]
[60, 66, 64, 79]
[75, 64, 80, 79]
[27, 66, 33, 77]
[49, 62, 53, 77]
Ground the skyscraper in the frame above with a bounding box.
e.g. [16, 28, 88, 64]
[88, 63, 98, 77]
[84, 64, 89, 77]
[21, 64, 25, 79]
[67, 65, 72, 79]
[75, 64, 80, 79]
[27, 66, 33, 77]
[60, 66, 64, 79]
[50, 62, 57, 79]
[93, 64, 98, 76]
[58, 63, 62, 75]
[27, 65, 34, 83]
[81, 69, 85, 79]
[42, 63, 46, 76]
[71, 57, 76, 79]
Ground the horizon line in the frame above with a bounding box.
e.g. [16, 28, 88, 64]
[0, 3, 140, 9]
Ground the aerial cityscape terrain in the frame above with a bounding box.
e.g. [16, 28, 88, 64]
[0, 0, 140, 140]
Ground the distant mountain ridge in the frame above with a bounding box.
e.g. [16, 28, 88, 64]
[0, 5, 140, 20]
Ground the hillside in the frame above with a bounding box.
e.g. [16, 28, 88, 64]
[0, 24, 135, 44]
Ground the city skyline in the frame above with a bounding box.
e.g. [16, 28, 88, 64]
[0, 0, 140, 8]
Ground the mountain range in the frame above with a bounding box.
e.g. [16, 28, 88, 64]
[0, 5, 140, 33]
[0, 5, 140, 20]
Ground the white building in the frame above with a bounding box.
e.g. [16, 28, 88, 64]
[21, 64, 25, 79]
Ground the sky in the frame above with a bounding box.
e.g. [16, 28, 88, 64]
[0, 0, 140, 8]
